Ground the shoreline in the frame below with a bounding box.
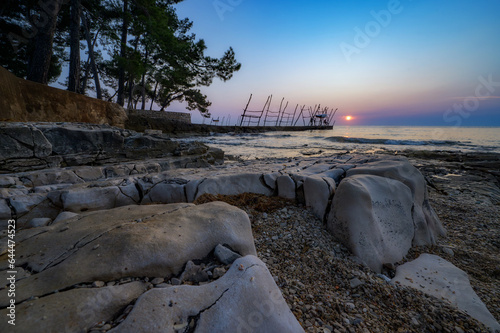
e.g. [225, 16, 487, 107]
[125, 114, 333, 137]
[0, 121, 498, 332]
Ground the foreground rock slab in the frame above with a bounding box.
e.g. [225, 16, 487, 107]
[110, 255, 305, 333]
[0, 202, 256, 306]
[392, 254, 500, 332]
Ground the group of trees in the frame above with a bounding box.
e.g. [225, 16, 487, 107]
[0, 0, 241, 115]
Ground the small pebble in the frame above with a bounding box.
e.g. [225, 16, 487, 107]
[151, 278, 164, 285]
[171, 278, 181, 286]
[92, 281, 105, 288]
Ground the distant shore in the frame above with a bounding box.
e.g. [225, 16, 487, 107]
[125, 114, 333, 137]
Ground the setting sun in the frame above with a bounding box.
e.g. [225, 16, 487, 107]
[346, 116, 352, 121]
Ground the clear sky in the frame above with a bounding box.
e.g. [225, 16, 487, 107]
[172, 0, 500, 126]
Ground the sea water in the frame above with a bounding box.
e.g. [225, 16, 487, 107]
[180, 126, 500, 159]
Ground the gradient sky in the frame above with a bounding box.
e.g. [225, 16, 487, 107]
[171, 0, 500, 126]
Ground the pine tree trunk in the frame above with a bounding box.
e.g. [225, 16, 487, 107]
[141, 46, 148, 110]
[81, 13, 101, 99]
[149, 81, 158, 110]
[140, 73, 146, 110]
[27, 0, 64, 84]
[117, 0, 129, 106]
[68, 0, 81, 92]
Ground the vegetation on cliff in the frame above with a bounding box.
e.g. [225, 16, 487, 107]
[0, 0, 241, 116]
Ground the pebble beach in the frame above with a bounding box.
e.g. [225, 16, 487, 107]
[198, 150, 500, 333]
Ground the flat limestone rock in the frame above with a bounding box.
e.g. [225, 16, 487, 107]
[110, 256, 304, 333]
[0, 282, 147, 333]
[0, 122, 224, 173]
[0, 202, 256, 307]
[392, 254, 500, 332]
[328, 174, 414, 272]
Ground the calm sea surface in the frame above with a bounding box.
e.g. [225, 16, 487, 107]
[180, 126, 500, 159]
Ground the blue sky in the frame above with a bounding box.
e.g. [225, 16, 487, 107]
[172, 0, 500, 125]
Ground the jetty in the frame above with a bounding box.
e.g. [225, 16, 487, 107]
[238, 94, 337, 129]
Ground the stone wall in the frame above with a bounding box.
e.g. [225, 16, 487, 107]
[0, 67, 127, 127]
[127, 109, 191, 123]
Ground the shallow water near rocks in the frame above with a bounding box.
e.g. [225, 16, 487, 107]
[179, 126, 500, 159]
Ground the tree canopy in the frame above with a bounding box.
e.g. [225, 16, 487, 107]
[0, 0, 241, 116]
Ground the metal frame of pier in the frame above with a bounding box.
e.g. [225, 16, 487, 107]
[239, 94, 338, 128]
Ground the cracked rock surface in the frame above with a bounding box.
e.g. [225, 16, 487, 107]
[0, 202, 257, 308]
[0, 122, 223, 173]
[109, 255, 304, 333]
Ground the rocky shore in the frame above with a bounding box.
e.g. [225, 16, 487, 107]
[0, 122, 498, 332]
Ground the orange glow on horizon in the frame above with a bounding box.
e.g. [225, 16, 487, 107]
[345, 116, 352, 121]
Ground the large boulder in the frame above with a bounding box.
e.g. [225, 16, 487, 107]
[0, 202, 256, 306]
[346, 158, 446, 245]
[110, 256, 305, 333]
[328, 174, 414, 272]
[392, 254, 500, 332]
